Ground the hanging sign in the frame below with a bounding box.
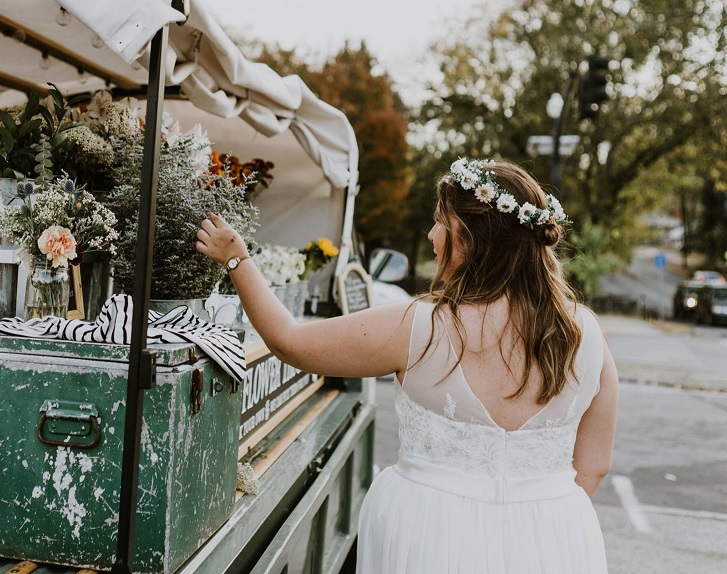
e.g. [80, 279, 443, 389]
[337, 262, 373, 314]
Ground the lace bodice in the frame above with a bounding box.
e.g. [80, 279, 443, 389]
[395, 302, 604, 480]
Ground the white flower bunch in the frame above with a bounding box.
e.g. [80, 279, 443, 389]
[71, 90, 142, 140]
[253, 244, 307, 287]
[160, 113, 212, 175]
[0, 175, 118, 266]
[449, 158, 569, 228]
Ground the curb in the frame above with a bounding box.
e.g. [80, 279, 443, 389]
[618, 370, 727, 393]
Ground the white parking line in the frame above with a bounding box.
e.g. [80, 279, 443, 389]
[612, 474, 653, 533]
[642, 504, 727, 522]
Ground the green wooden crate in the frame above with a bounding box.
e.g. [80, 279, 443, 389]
[0, 335, 243, 573]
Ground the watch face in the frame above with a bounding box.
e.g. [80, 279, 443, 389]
[227, 257, 240, 271]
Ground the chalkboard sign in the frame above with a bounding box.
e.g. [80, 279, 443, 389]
[337, 262, 373, 315]
[67, 265, 85, 320]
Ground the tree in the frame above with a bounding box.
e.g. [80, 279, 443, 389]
[564, 220, 621, 298]
[256, 42, 411, 255]
[413, 0, 727, 250]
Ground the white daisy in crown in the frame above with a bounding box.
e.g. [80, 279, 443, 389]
[537, 209, 552, 225]
[496, 193, 517, 213]
[474, 182, 497, 203]
[518, 202, 538, 224]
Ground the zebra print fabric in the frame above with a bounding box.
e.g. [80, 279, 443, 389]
[0, 294, 246, 381]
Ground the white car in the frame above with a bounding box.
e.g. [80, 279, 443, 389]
[371, 280, 414, 306]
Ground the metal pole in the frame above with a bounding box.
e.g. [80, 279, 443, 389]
[550, 113, 563, 200]
[111, 24, 168, 574]
[549, 73, 576, 201]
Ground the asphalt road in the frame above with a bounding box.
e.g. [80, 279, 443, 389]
[599, 247, 683, 319]
[372, 315, 727, 573]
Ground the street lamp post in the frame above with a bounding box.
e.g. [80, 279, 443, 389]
[546, 92, 564, 200]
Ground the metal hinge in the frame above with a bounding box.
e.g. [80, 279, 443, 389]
[191, 368, 204, 414]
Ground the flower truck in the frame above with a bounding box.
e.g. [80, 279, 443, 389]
[0, 1, 406, 572]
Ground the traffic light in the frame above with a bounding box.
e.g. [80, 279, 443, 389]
[579, 56, 610, 119]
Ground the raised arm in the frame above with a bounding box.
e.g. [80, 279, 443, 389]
[572, 336, 619, 498]
[196, 213, 413, 378]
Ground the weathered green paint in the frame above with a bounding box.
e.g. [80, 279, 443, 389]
[0, 336, 243, 574]
[0, 335, 204, 366]
[174, 392, 372, 574]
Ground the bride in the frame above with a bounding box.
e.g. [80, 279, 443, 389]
[196, 158, 618, 573]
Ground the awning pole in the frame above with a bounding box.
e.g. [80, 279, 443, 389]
[110, 23, 168, 574]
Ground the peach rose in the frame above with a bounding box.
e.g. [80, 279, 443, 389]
[38, 225, 77, 268]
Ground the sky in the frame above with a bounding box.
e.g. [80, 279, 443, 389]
[206, 0, 492, 103]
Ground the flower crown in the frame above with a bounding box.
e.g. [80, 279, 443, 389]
[447, 158, 569, 228]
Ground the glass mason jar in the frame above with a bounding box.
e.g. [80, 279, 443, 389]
[24, 260, 70, 320]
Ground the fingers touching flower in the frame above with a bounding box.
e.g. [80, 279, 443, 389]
[38, 225, 77, 268]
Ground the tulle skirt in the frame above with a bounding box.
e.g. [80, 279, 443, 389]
[357, 456, 607, 574]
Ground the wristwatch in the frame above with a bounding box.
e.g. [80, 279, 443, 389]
[225, 256, 244, 273]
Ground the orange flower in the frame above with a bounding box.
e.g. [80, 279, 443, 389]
[38, 225, 77, 268]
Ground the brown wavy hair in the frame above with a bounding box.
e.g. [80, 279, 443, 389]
[427, 159, 581, 404]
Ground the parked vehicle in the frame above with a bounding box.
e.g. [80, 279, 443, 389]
[673, 280, 702, 319]
[695, 284, 727, 325]
[692, 270, 726, 284]
[673, 270, 726, 320]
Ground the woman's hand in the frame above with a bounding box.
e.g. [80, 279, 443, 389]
[195, 212, 249, 265]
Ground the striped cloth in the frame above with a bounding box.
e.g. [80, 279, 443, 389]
[0, 294, 246, 381]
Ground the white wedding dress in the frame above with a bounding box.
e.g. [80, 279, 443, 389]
[357, 302, 608, 573]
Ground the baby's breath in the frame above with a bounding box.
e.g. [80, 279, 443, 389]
[0, 174, 118, 265]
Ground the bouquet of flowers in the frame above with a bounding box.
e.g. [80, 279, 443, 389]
[0, 175, 118, 266]
[106, 110, 259, 300]
[65, 90, 143, 190]
[301, 238, 339, 279]
[252, 244, 306, 287]
[0, 175, 118, 319]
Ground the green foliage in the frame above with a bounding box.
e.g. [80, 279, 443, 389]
[0, 84, 85, 181]
[564, 220, 623, 298]
[414, 0, 726, 240]
[107, 133, 259, 300]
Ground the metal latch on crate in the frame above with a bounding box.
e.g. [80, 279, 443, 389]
[210, 375, 240, 396]
[193, 370, 241, 413]
[36, 400, 101, 449]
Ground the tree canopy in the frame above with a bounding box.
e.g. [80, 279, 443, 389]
[255, 42, 411, 255]
[412, 0, 727, 263]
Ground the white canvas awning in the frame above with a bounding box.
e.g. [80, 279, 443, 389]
[0, 0, 360, 266]
[0, 0, 359, 192]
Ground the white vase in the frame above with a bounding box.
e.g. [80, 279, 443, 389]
[0, 177, 19, 207]
[0, 178, 21, 247]
[294, 280, 309, 319]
